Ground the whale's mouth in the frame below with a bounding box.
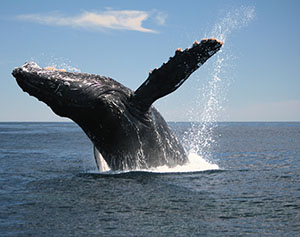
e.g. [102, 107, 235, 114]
[13, 63, 51, 101]
[13, 62, 55, 89]
[12, 62, 126, 98]
[12, 62, 69, 107]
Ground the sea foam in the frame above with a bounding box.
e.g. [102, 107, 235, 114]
[148, 152, 219, 173]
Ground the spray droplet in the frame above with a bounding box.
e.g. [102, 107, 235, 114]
[184, 6, 255, 162]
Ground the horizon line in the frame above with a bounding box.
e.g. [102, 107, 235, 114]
[0, 121, 299, 123]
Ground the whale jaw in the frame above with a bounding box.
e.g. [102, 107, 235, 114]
[12, 62, 131, 119]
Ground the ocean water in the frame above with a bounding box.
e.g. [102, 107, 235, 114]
[0, 122, 300, 236]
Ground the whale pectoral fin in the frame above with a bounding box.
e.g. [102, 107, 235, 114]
[130, 38, 223, 112]
[93, 146, 110, 172]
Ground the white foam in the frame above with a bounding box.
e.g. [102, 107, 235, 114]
[148, 152, 219, 173]
[90, 153, 219, 175]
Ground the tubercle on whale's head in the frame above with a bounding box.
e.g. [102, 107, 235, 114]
[12, 62, 132, 121]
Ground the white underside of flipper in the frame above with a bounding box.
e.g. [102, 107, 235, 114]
[94, 146, 110, 172]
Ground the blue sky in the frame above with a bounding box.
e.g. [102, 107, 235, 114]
[0, 0, 299, 122]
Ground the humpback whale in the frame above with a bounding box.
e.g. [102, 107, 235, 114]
[12, 38, 223, 171]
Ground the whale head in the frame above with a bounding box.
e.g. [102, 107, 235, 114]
[12, 62, 133, 123]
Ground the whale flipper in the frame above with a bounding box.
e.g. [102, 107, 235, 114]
[94, 146, 110, 172]
[130, 38, 223, 112]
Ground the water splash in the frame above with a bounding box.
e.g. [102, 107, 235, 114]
[52, 62, 81, 73]
[185, 6, 255, 161]
[30, 54, 81, 72]
[208, 5, 255, 43]
[149, 153, 219, 173]
[46, 58, 81, 73]
[96, 153, 219, 174]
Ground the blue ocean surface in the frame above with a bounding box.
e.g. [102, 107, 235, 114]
[0, 122, 300, 236]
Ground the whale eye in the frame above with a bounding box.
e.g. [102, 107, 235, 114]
[48, 81, 56, 89]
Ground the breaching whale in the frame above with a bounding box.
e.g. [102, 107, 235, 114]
[12, 38, 223, 171]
